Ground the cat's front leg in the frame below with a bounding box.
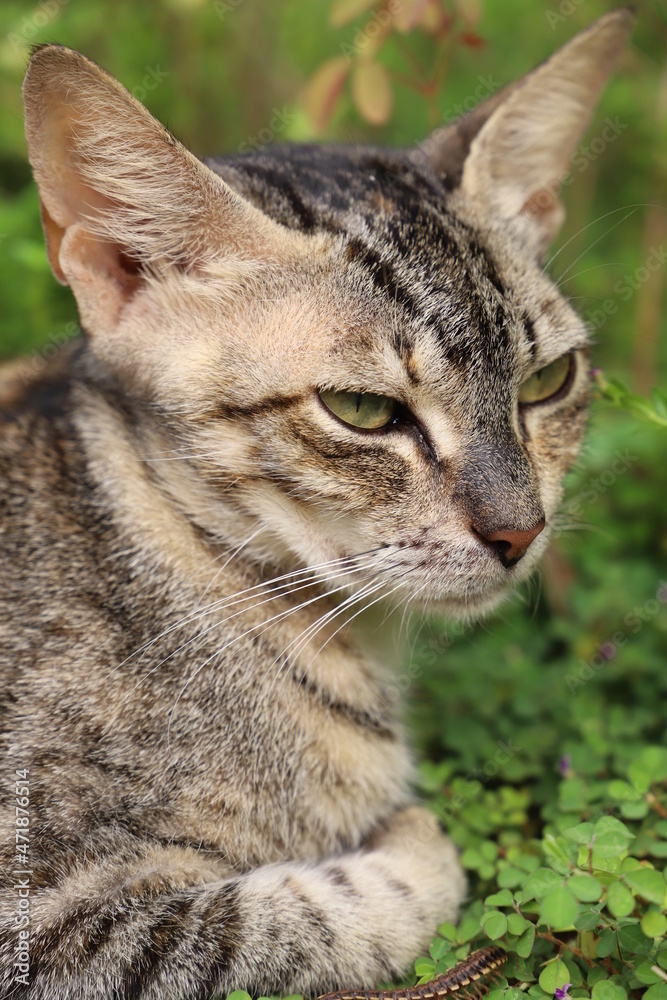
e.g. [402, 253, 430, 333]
[0, 809, 464, 999]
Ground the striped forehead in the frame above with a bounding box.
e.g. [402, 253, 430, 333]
[341, 207, 520, 377]
[216, 146, 527, 379]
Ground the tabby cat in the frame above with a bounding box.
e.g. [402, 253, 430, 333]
[0, 10, 632, 999]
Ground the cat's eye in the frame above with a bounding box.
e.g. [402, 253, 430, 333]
[318, 389, 398, 430]
[519, 354, 573, 405]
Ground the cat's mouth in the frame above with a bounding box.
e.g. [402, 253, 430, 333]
[315, 522, 549, 622]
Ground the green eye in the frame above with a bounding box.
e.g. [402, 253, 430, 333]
[519, 354, 573, 405]
[318, 389, 398, 430]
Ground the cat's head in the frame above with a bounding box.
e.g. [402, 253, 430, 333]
[22, 10, 632, 619]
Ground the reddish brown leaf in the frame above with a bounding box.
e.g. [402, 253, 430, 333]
[302, 57, 350, 133]
[392, 0, 432, 33]
[459, 31, 486, 49]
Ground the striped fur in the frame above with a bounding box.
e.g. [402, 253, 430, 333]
[0, 12, 631, 999]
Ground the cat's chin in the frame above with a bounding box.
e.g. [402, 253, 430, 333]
[411, 558, 540, 622]
[428, 584, 515, 623]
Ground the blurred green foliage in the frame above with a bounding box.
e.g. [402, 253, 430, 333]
[0, 0, 665, 997]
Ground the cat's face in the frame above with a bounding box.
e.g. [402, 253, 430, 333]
[21, 11, 631, 618]
[128, 155, 588, 619]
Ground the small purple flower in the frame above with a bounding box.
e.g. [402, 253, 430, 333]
[599, 641, 616, 662]
[555, 984, 571, 1000]
[558, 754, 572, 777]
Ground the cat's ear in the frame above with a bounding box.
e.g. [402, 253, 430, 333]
[23, 45, 299, 333]
[415, 8, 633, 255]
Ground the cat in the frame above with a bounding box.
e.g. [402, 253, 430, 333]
[0, 9, 632, 1000]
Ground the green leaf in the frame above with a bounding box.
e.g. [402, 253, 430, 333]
[498, 867, 526, 889]
[429, 937, 450, 961]
[226, 992, 252, 1000]
[592, 817, 634, 857]
[644, 986, 667, 1000]
[570, 874, 604, 902]
[635, 962, 664, 985]
[523, 868, 561, 900]
[480, 841, 499, 861]
[625, 867, 666, 904]
[591, 983, 627, 1000]
[540, 886, 580, 929]
[575, 909, 603, 931]
[642, 910, 667, 937]
[437, 922, 458, 941]
[617, 922, 654, 955]
[595, 927, 618, 958]
[588, 964, 608, 987]
[507, 912, 527, 935]
[456, 911, 481, 942]
[414, 958, 434, 977]
[558, 778, 588, 811]
[564, 822, 594, 845]
[608, 779, 640, 801]
[484, 889, 514, 907]
[538, 959, 570, 993]
[588, 852, 622, 878]
[543, 834, 574, 873]
[620, 799, 649, 819]
[481, 910, 508, 940]
[629, 747, 667, 791]
[653, 387, 667, 420]
[461, 848, 482, 869]
[594, 817, 634, 839]
[516, 922, 536, 958]
[606, 880, 635, 917]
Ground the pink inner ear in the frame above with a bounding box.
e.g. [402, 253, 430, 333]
[57, 223, 145, 332]
[40, 201, 68, 285]
[520, 187, 559, 221]
[42, 197, 144, 300]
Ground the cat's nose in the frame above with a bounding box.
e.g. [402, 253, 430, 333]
[472, 518, 546, 568]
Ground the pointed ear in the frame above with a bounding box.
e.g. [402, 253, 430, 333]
[414, 8, 633, 255]
[23, 45, 298, 332]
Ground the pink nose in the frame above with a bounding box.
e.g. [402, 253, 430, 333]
[473, 518, 546, 568]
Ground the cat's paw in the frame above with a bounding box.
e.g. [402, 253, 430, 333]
[372, 806, 467, 925]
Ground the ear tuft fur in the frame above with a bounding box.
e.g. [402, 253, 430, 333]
[23, 45, 300, 281]
[416, 8, 634, 253]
